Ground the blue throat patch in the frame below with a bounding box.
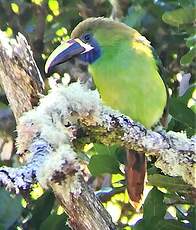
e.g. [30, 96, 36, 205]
[80, 38, 101, 64]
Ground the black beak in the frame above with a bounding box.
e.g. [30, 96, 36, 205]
[45, 38, 94, 73]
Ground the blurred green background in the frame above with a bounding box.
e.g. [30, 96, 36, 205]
[0, 0, 195, 229]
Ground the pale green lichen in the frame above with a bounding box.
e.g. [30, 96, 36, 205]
[16, 82, 195, 189]
[36, 144, 79, 188]
[156, 148, 195, 187]
[167, 131, 194, 151]
[17, 82, 102, 187]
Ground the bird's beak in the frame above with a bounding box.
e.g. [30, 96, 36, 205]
[45, 38, 94, 73]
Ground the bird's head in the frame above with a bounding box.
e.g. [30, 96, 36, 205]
[45, 17, 137, 73]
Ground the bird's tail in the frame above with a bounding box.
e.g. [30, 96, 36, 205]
[125, 150, 146, 210]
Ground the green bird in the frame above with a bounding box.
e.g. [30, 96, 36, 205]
[45, 17, 167, 209]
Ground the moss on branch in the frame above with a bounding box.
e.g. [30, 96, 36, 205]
[0, 30, 195, 230]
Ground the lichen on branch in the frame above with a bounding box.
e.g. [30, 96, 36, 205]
[0, 30, 195, 230]
[0, 30, 116, 229]
[0, 82, 194, 193]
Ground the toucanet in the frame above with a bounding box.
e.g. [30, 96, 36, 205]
[45, 17, 167, 209]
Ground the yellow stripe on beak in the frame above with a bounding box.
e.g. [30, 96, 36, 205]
[45, 39, 94, 73]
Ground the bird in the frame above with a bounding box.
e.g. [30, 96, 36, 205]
[45, 17, 167, 209]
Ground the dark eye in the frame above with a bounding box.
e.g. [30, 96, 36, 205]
[84, 33, 91, 42]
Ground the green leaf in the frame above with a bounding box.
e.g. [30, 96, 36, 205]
[179, 85, 195, 105]
[88, 144, 122, 175]
[143, 187, 166, 225]
[133, 219, 146, 230]
[0, 188, 23, 229]
[40, 213, 69, 230]
[176, 0, 196, 7]
[186, 35, 196, 47]
[187, 206, 196, 229]
[113, 146, 126, 164]
[123, 5, 146, 28]
[30, 191, 55, 229]
[92, 144, 126, 164]
[154, 220, 190, 230]
[169, 97, 195, 128]
[88, 154, 120, 176]
[147, 165, 161, 175]
[0, 102, 7, 109]
[190, 104, 196, 113]
[148, 174, 192, 192]
[180, 47, 196, 65]
[93, 143, 118, 155]
[162, 8, 196, 27]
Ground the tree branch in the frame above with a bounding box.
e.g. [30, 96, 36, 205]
[0, 30, 195, 229]
[0, 31, 44, 120]
[0, 31, 115, 229]
[14, 82, 195, 188]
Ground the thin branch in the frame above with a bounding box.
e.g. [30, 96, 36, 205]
[81, 109, 195, 186]
[31, 3, 47, 73]
[0, 138, 48, 193]
[33, 4, 46, 44]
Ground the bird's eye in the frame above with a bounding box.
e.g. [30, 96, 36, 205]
[84, 33, 91, 42]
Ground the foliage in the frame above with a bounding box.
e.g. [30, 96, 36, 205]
[0, 0, 195, 229]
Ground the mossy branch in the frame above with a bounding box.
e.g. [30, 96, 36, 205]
[15, 82, 195, 188]
[0, 31, 195, 229]
[0, 31, 115, 230]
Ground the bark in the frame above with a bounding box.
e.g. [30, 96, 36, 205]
[0, 31, 195, 230]
[0, 31, 44, 121]
[0, 31, 115, 229]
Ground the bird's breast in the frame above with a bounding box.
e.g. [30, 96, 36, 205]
[89, 51, 167, 128]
